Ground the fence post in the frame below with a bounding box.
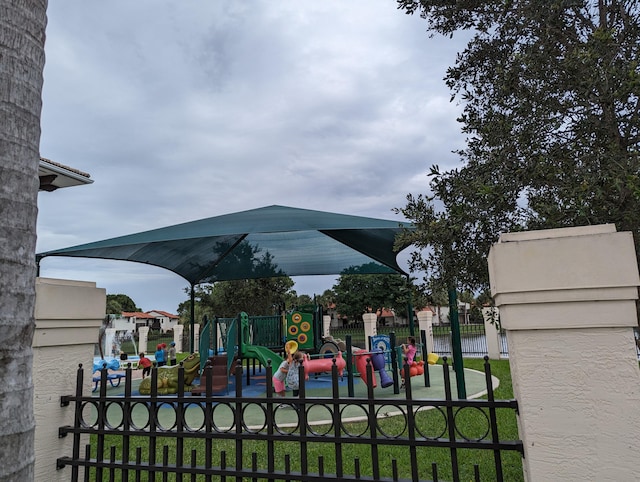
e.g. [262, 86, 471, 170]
[488, 224, 640, 481]
[481, 307, 501, 360]
[33, 277, 106, 481]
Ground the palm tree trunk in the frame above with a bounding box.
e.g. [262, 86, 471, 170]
[0, 1, 47, 479]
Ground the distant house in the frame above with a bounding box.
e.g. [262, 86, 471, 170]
[379, 306, 438, 327]
[324, 302, 344, 328]
[376, 308, 396, 326]
[119, 312, 157, 332]
[147, 310, 180, 333]
[431, 303, 471, 325]
[114, 311, 179, 333]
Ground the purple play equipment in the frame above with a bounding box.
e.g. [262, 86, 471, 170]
[370, 349, 394, 388]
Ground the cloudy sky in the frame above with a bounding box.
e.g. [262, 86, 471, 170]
[36, 1, 468, 314]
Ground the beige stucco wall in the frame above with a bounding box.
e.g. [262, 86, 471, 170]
[507, 327, 640, 480]
[33, 277, 106, 481]
[488, 225, 640, 481]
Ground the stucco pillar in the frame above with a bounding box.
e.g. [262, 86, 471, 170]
[104, 327, 117, 357]
[33, 278, 106, 482]
[330, 313, 339, 328]
[138, 326, 149, 356]
[193, 323, 201, 353]
[363, 313, 377, 350]
[322, 315, 331, 338]
[173, 324, 184, 353]
[416, 310, 434, 354]
[488, 224, 640, 482]
[481, 307, 501, 360]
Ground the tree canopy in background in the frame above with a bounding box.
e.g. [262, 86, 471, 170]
[395, 0, 640, 293]
[106, 294, 141, 314]
[177, 273, 428, 324]
[178, 277, 298, 322]
[314, 289, 338, 310]
[333, 264, 427, 321]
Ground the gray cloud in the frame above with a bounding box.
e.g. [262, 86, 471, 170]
[37, 0, 468, 312]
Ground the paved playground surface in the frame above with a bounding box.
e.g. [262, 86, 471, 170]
[90, 364, 494, 430]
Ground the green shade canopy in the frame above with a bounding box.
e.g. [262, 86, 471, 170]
[37, 205, 414, 285]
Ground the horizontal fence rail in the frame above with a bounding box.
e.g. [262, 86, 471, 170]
[59, 358, 523, 481]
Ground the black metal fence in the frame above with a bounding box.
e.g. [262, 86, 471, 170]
[58, 358, 523, 481]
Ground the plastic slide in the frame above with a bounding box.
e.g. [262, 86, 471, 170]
[225, 319, 238, 374]
[242, 344, 284, 370]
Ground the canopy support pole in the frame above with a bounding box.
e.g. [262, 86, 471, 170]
[448, 285, 466, 399]
[190, 284, 195, 353]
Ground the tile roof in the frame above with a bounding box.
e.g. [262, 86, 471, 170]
[40, 157, 91, 178]
[148, 310, 179, 319]
[122, 311, 156, 319]
[39, 157, 93, 191]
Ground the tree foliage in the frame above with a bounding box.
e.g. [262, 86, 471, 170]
[332, 264, 424, 321]
[315, 289, 337, 310]
[396, 0, 640, 292]
[106, 293, 140, 314]
[178, 277, 297, 321]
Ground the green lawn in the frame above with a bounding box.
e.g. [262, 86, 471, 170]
[89, 358, 523, 481]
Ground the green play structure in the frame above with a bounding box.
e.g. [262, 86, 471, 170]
[199, 305, 331, 376]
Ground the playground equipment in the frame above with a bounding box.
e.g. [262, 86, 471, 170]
[92, 372, 125, 392]
[200, 305, 338, 373]
[191, 355, 233, 396]
[197, 308, 429, 395]
[92, 358, 125, 392]
[370, 349, 393, 388]
[196, 312, 285, 394]
[303, 351, 347, 377]
[285, 339, 298, 354]
[139, 353, 201, 395]
[353, 348, 393, 388]
[93, 358, 121, 372]
[285, 305, 322, 352]
[400, 360, 426, 381]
